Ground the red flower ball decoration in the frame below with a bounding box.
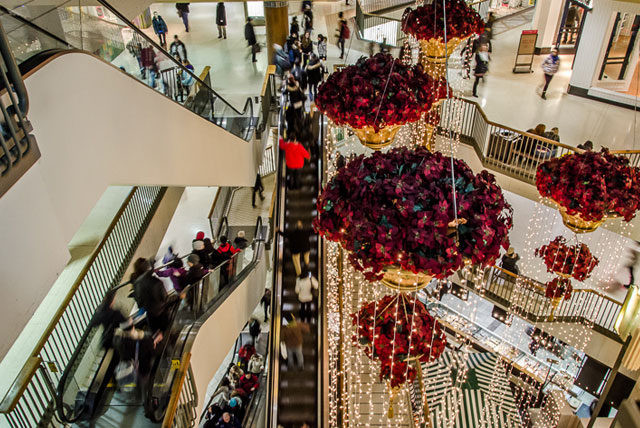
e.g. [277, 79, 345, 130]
[351, 293, 446, 388]
[401, 0, 485, 41]
[545, 277, 573, 300]
[536, 149, 640, 222]
[314, 147, 513, 281]
[535, 236, 599, 281]
[316, 53, 448, 132]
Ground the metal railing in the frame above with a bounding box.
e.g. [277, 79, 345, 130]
[463, 266, 623, 340]
[438, 97, 640, 184]
[0, 185, 166, 427]
[0, 16, 39, 198]
[162, 353, 197, 428]
[355, 0, 405, 47]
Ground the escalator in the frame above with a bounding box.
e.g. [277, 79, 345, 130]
[55, 216, 267, 427]
[266, 109, 324, 427]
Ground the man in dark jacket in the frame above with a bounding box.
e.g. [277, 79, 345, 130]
[170, 35, 188, 61]
[285, 220, 311, 276]
[176, 3, 190, 32]
[133, 268, 170, 331]
[152, 11, 168, 46]
[180, 254, 207, 310]
[217, 236, 240, 287]
[245, 17, 258, 63]
[216, 3, 227, 39]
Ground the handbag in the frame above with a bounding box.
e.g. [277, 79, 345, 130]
[280, 342, 288, 360]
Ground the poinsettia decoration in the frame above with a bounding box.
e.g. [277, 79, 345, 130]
[314, 147, 513, 281]
[402, 0, 485, 41]
[545, 277, 573, 300]
[535, 236, 599, 281]
[536, 149, 640, 222]
[316, 53, 448, 132]
[351, 293, 446, 388]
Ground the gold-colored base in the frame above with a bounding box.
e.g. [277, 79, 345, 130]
[380, 266, 433, 292]
[548, 296, 562, 321]
[553, 199, 618, 234]
[419, 37, 467, 79]
[352, 124, 402, 150]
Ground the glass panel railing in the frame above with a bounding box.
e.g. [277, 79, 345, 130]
[0, 1, 255, 141]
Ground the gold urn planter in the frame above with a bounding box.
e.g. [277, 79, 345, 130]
[352, 124, 403, 150]
[380, 265, 434, 292]
[548, 296, 563, 321]
[553, 200, 619, 234]
[419, 37, 468, 79]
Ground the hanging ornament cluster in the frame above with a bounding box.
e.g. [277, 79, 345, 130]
[536, 148, 640, 233]
[401, 0, 485, 79]
[316, 53, 448, 150]
[535, 236, 599, 319]
[351, 293, 446, 388]
[313, 146, 513, 289]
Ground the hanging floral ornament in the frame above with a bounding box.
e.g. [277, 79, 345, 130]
[536, 149, 640, 233]
[535, 236, 598, 320]
[402, 0, 485, 79]
[314, 147, 513, 290]
[351, 293, 446, 389]
[316, 53, 448, 150]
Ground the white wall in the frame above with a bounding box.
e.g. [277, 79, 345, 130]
[189, 249, 267, 417]
[570, 0, 640, 89]
[532, 0, 565, 49]
[0, 52, 258, 360]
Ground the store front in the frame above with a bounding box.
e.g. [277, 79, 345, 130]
[555, 0, 592, 54]
[489, 0, 536, 19]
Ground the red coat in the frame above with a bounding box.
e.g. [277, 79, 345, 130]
[279, 138, 310, 170]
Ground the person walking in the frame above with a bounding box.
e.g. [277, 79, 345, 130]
[245, 17, 258, 63]
[155, 257, 187, 293]
[176, 3, 190, 32]
[295, 271, 318, 323]
[541, 48, 560, 100]
[336, 12, 349, 60]
[233, 231, 249, 250]
[305, 53, 322, 102]
[300, 32, 313, 67]
[152, 11, 168, 47]
[252, 173, 265, 208]
[286, 220, 312, 276]
[472, 44, 489, 97]
[279, 135, 310, 190]
[170, 35, 188, 62]
[249, 317, 261, 345]
[281, 316, 310, 370]
[260, 288, 271, 321]
[501, 247, 520, 275]
[284, 76, 305, 134]
[130, 258, 170, 331]
[316, 34, 327, 60]
[290, 16, 300, 38]
[303, 6, 313, 33]
[216, 2, 227, 39]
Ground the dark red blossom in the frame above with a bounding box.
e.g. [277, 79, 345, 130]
[313, 147, 513, 280]
[351, 294, 446, 388]
[316, 53, 448, 131]
[545, 277, 573, 300]
[535, 236, 598, 281]
[536, 149, 640, 222]
[401, 0, 485, 40]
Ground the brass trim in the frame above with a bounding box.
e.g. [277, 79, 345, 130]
[0, 357, 42, 413]
[162, 352, 191, 428]
[261, 65, 277, 97]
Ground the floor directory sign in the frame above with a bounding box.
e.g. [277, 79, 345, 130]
[513, 29, 538, 73]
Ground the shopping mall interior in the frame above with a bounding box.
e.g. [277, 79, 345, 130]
[1, 0, 640, 427]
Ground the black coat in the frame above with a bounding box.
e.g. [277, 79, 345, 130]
[474, 52, 488, 75]
[133, 272, 167, 317]
[176, 3, 190, 13]
[287, 228, 311, 254]
[216, 3, 226, 25]
[245, 23, 257, 46]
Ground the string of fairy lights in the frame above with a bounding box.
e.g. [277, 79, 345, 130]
[322, 0, 638, 427]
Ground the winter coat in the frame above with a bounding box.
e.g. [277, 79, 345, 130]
[317, 40, 327, 58]
[286, 227, 312, 254]
[236, 374, 259, 395]
[216, 3, 227, 26]
[170, 40, 188, 61]
[286, 82, 305, 107]
[140, 46, 157, 68]
[279, 138, 310, 170]
[249, 319, 261, 338]
[193, 239, 212, 268]
[152, 16, 167, 34]
[290, 21, 300, 36]
[295, 274, 318, 303]
[179, 263, 207, 290]
[176, 3, 190, 14]
[306, 58, 323, 85]
[474, 52, 489, 75]
[245, 22, 257, 46]
[501, 253, 520, 275]
[304, 10, 313, 30]
[156, 266, 187, 291]
[248, 353, 264, 374]
[542, 54, 560, 75]
[281, 321, 310, 347]
[133, 271, 167, 317]
[234, 236, 249, 250]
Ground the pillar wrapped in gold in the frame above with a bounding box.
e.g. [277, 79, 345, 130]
[548, 296, 562, 321]
[553, 200, 618, 234]
[351, 124, 402, 151]
[419, 37, 468, 79]
[381, 265, 433, 291]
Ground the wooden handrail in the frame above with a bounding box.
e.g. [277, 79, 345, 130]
[261, 65, 277, 98]
[162, 352, 192, 428]
[0, 357, 42, 413]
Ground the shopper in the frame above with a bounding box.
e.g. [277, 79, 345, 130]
[170, 35, 188, 62]
[577, 140, 594, 151]
[217, 236, 240, 286]
[131, 258, 170, 331]
[233, 230, 249, 250]
[316, 34, 327, 60]
[180, 254, 207, 310]
[213, 411, 241, 428]
[152, 11, 168, 46]
[279, 135, 310, 190]
[140, 45, 158, 88]
[295, 271, 318, 323]
[336, 12, 349, 60]
[252, 173, 265, 208]
[180, 59, 195, 98]
[300, 32, 313, 67]
[624, 242, 640, 288]
[192, 231, 212, 268]
[285, 76, 306, 134]
[260, 288, 271, 321]
[249, 317, 261, 345]
[281, 316, 310, 370]
[155, 257, 187, 292]
[236, 372, 260, 397]
[216, 2, 227, 39]
[92, 290, 127, 350]
[544, 127, 560, 143]
[210, 378, 232, 407]
[248, 353, 264, 375]
[501, 247, 520, 275]
[176, 3, 190, 32]
[303, 6, 313, 33]
[273, 44, 291, 78]
[126, 34, 144, 77]
[541, 48, 560, 100]
[472, 44, 489, 97]
[290, 16, 300, 38]
[306, 53, 322, 101]
[287, 220, 312, 276]
[288, 41, 302, 68]
[245, 17, 258, 63]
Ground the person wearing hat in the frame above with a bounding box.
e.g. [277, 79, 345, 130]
[501, 247, 520, 275]
[192, 231, 212, 267]
[233, 230, 249, 250]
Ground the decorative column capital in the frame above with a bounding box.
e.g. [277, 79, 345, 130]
[264, 1, 288, 8]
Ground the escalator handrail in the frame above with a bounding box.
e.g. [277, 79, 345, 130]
[0, 5, 72, 50]
[96, 0, 251, 118]
[217, 216, 230, 241]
